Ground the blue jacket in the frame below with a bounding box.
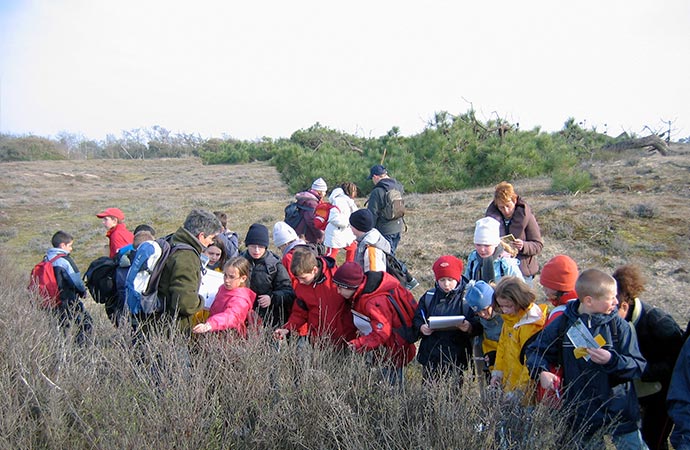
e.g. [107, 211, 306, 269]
[46, 248, 86, 297]
[668, 337, 690, 450]
[525, 300, 646, 437]
[464, 250, 523, 283]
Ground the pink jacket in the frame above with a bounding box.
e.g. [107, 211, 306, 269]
[206, 286, 257, 337]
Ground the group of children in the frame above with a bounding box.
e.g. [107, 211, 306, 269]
[30, 180, 690, 450]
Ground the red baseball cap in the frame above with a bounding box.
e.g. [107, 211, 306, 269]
[96, 207, 125, 221]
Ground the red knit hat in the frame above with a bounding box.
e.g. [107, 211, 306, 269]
[432, 255, 464, 282]
[333, 262, 365, 289]
[540, 255, 578, 292]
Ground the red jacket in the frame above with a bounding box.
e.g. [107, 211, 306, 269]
[106, 223, 134, 258]
[350, 271, 416, 368]
[283, 257, 356, 347]
[206, 286, 257, 337]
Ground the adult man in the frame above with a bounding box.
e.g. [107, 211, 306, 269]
[366, 164, 404, 255]
[157, 209, 222, 333]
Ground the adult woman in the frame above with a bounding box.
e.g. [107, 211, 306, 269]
[485, 182, 543, 284]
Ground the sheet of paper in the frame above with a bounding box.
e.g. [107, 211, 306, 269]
[428, 315, 465, 330]
[352, 310, 372, 335]
[566, 318, 602, 361]
[199, 270, 224, 309]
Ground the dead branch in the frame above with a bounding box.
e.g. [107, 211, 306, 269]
[601, 135, 671, 156]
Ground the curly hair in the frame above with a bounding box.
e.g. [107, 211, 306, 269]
[612, 264, 645, 305]
[341, 182, 358, 198]
[493, 276, 536, 312]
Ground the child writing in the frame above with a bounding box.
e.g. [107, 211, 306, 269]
[413, 255, 480, 383]
[192, 256, 257, 337]
[489, 276, 547, 398]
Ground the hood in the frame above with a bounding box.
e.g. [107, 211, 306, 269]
[46, 247, 69, 259]
[359, 271, 401, 299]
[328, 187, 346, 203]
[376, 177, 403, 193]
[360, 229, 391, 252]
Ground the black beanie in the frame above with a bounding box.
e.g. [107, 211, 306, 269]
[245, 223, 269, 248]
[349, 209, 374, 233]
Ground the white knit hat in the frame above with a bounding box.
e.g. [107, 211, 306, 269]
[474, 217, 501, 246]
[311, 177, 327, 192]
[273, 221, 298, 247]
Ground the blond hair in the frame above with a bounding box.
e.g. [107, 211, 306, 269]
[575, 269, 616, 300]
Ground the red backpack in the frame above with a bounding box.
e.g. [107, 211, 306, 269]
[386, 284, 419, 344]
[313, 202, 339, 231]
[28, 255, 64, 309]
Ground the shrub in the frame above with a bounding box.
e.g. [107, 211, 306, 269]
[550, 168, 593, 194]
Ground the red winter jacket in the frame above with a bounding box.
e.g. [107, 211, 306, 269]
[283, 257, 356, 347]
[349, 271, 416, 368]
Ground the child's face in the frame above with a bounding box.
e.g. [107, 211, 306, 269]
[204, 246, 222, 264]
[586, 286, 619, 315]
[541, 285, 561, 306]
[59, 241, 74, 253]
[477, 306, 494, 320]
[102, 216, 117, 230]
[475, 244, 497, 258]
[223, 266, 246, 289]
[336, 285, 356, 299]
[247, 244, 266, 260]
[295, 267, 318, 285]
[437, 277, 458, 293]
[495, 296, 518, 316]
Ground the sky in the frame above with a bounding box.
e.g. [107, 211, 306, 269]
[0, 0, 688, 142]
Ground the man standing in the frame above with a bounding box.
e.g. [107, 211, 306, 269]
[366, 164, 404, 255]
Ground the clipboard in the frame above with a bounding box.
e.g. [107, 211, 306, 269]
[428, 315, 465, 330]
[352, 310, 372, 335]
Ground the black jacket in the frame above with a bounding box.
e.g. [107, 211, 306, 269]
[242, 250, 295, 328]
[413, 279, 481, 368]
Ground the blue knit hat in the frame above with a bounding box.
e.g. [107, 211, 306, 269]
[465, 280, 494, 311]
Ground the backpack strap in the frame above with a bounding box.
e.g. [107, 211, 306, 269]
[387, 289, 413, 327]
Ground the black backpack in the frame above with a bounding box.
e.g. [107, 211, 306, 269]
[83, 256, 119, 306]
[384, 252, 418, 290]
[284, 201, 314, 236]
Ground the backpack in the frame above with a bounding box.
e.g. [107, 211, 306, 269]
[137, 237, 196, 315]
[378, 185, 405, 220]
[385, 252, 418, 290]
[284, 201, 314, 235]
[28, 255, 65, 309]
[313, 202, 339, 231]
[386, 286, 419, 344]
[84, 256, 119, 305]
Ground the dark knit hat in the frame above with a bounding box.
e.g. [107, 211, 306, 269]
[349, 209, 374, 233]
[333, 262, 365, 289]
[432, 255, 464, 282]
[245, 223, 269, 248]
[540, 255, 578, 292]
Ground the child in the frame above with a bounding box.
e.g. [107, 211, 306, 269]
[489, 277, 547, 397]
[465, 280, 502, 375]
[333, 262, 416, 385]
[667, 336, 690, 450]
[323, 182, 358, 262]
[274, 247, 356, 348]
[204, 240, 225, 272]
[539, 254, 579, 325]
[413, 255, 480, 382]
[613, 264, 683, 450]
[273, 221, 306, 282]
[96, 207, 134, 258]
[192, 257, 257, 337]
[464, 217, 523, 283]
[241, 223, 295, 328]
[525, 269, 647, 448]
[42, 231, 93, 345]
[213, 211, 240, 259]
[349, 208, 391, 272]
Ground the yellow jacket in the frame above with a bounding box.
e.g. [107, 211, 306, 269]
[493, 303, 547, 392]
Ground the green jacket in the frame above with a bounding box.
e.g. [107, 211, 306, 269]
[158, 227, 203, 332]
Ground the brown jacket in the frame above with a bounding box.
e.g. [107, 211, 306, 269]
[486, 196, 543, 277]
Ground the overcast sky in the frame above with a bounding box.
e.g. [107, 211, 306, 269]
[1, 0, 688, 142]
